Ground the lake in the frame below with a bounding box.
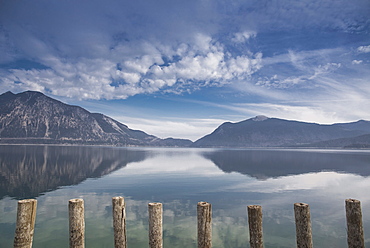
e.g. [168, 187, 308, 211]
[1, 145, 370, 247]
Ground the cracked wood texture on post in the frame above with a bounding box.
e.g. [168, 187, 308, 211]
[149, 202, 163, 248]
[248, 205, 264, 248]
[197, 201, 212, 248]
[69, 199, 85, 248]
[346, 199, 365, 248]
[113, 197, 127, 248]
[112, 197, 127, 248]
[294, 203, 313, 248]
[14, 199, 37, 248]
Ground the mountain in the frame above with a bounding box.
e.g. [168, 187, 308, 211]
[193, 115, 370, 148]
[0, 91, 192, 147]
[300, 134, 370, 148]
[2, 91, 369, 148]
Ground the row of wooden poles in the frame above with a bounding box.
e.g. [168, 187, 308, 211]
[13, 197, 365, 248]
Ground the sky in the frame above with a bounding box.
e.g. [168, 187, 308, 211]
[0, 0, 369, 141]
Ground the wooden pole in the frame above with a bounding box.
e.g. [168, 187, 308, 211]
[112, 197, 127, 248]
[69, 199, 85, 248]
[148, 202, 163, 248]
[13, 199, 37, 248]
[197, 201, 212, 248]
[247, 205, 264, 248]
[345, 199, 365, 248]
[294, 203, 313, 248]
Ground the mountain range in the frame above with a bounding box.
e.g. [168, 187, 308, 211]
[193, 115, 370, 148]
[1, 91, 370, 148]
[0, 91, 192, 147]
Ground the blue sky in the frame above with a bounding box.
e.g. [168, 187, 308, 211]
[0, 0, 369, 141]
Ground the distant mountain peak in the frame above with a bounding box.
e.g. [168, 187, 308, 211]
[252, 115, 269, 121]
[1, 91, 15, 96]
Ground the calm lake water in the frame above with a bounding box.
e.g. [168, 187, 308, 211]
[1, 145, 370, 247]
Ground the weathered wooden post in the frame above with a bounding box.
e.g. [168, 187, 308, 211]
[197, 201, 212, 248]
[345, 199, 365, 248]
[69, 199, 85, 248]
[148, 202, 163, 248]
[112, 197, 127, 248]
[294, 203, 313, 248]
[13, 199, 37, 248]
[247, 205, 264, 248]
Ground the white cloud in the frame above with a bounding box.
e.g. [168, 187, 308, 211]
[0, 30, 263, 100]
[256, 75, 306, 89]
[231, 31, 256, 43]
[352, 60, 363, 65]
[312, 63, 341, 76]
[155, 40, 262, 87]
[3, 0, 367, 101]
[1, 57, 119, 99]
[256, 59, 342, 90]
[357, 45, 370, 53]
[213, 68, 370, 124]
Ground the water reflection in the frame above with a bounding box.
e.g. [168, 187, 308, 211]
[2, 146, 370, 200]
[203, 149, 370, 179]
[1, 146, 370, 247]
[0, 145, 148, 199]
